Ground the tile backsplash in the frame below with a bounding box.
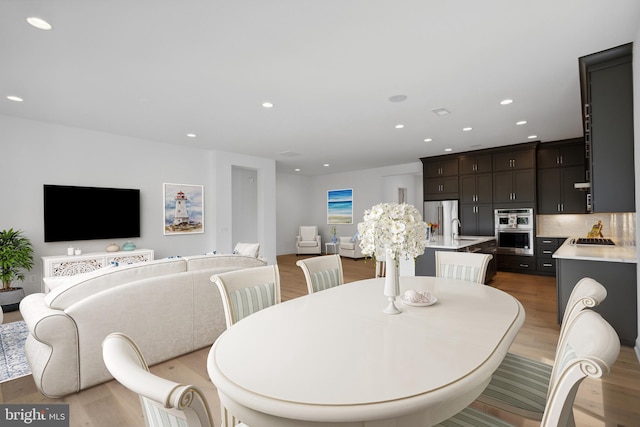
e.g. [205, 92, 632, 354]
[537, 212, 636, 244]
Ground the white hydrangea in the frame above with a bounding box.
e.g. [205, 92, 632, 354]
[357, 202, 428, 261]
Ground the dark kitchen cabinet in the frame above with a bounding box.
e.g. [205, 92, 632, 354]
[536, 237, 566, 275]
[423, 156, 459, 178]
[537, 140, 586, 169]
[459, 154, 492, 175]
[579, 43, 635, 213]
[493, 169, 536, 205]
[493, 148, 535, 172]
[460, 204, 494, 236]
[460, 173, 493, 235]
[537, 167, 587, 214]
[537, 139, 587, 214]
[422, 156, 459, 200]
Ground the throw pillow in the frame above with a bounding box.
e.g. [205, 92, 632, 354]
[233, 242, 260, 257]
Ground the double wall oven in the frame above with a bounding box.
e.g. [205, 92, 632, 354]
[494, 208, 534, 256]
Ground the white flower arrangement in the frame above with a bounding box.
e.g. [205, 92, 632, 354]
[357, 202, 428, 262]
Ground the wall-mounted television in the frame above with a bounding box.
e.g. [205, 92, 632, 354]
[44, 184, 141, 242]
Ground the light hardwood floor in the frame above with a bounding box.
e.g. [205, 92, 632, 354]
[1, 254, 639, 426]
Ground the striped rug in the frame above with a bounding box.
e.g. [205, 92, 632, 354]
[0, 320, 31, 382]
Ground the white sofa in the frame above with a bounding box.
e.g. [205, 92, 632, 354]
[19, 254, 266, 398]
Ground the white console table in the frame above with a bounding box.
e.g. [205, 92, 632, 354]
[42, 248, 154, 279]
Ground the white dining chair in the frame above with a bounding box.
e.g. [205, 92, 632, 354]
[435, 251, 493, 284]
[296, 254, 344, 294]
[102, 332, 215, 427]
[476, 277, 608, 420]
[211, 264, 281, 328]
[436, 309, 620, 427]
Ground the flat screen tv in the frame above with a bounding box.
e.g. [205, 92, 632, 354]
[44, 184, 141, 242]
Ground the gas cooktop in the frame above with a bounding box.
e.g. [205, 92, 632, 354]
[573, 237, 616, 246]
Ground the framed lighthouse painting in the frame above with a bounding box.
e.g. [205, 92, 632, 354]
[163, 183, 204, 235]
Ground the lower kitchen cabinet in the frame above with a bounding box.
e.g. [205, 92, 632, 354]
[496, 254, 537, 273]
[535, 237, 567, 275]
[556, 257, 637, 346]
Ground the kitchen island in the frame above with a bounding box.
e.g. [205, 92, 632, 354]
[553, 238, 637, 345]
[415, 235, 497, 284]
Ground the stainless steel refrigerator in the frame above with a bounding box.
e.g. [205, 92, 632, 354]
[423, 200, 459, 238]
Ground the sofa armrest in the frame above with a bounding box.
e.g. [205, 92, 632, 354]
[20, 293, 80, 397]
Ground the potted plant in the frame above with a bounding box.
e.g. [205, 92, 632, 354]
[0, 228, 34, 311]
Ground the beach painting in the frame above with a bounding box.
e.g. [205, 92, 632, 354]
[327, 188, 353, 224]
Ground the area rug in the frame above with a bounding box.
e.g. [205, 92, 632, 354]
[0, 320, 31, 382]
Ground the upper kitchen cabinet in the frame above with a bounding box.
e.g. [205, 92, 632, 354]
[492, 145, 536, 171]
[537, 139, 588, 214]
[459, 153, 492, 175]
[491, 143, 537, 207]
[422, 155, 459, 200]
[579, 43, 635, 213]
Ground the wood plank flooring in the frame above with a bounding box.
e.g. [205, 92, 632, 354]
[1, 254, 639, 426]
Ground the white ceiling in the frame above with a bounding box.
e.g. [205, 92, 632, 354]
[1, 1, 639, 175]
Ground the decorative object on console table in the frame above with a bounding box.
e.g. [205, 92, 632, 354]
[358, 203, 428, 314]
[0, 229, 34, 312]
[105, 243, 120, 252]
[330, 226, 337, 243]
[121, 241, 136, 251]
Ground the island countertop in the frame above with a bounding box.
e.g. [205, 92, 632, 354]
[424, 235, 496, 250]
[552, 237, 637, 263]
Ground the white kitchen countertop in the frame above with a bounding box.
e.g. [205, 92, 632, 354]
[424, 235, 496, 250]
[552, 237, 637, 263]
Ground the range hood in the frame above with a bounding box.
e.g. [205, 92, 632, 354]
[574, 182, 591, 190]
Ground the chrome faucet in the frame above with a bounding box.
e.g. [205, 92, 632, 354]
[451, 218, 462, 239]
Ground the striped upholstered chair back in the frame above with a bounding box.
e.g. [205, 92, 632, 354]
[435, 310, 620, 427]
[212, 264, 281, 328]
[296, 254, 344, 294]
[102, 332, 215, 427]
[435, 251, 493, 284]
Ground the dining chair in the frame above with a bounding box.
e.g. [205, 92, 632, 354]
[476, 277, 608, 420]
[102, 332, 215, 427]
[211, 264, 281, 328]
[434, 251, 493, 284]
[436, 309, 620, 427]
[296, 254, 344, 294]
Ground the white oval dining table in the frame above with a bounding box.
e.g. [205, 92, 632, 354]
[207, 276, 525, 427]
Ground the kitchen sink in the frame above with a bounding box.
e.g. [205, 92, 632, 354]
[453, 237, 478, 241]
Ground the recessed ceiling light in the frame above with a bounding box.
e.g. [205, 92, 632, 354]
[7, 95, 23, 102]
[528, 135, 538, 139]
[294, 168, 301, 172]
[444, 148, 453, 152]
[323, 163, 330, 167]
[186, 133, 196, 138]
[388, 95, 407, 103]
[500, 99, 513, 105]
[395, 124, 404, 129]
[26, 17, 52, 30]
[516, 120, 527, 125]
[424, 138, 433, 142]
[432, 107, 450, 116]
[262, 102, 274, 108]
[462, 127, 472, 131]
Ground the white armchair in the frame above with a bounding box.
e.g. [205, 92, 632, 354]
[338, 235, 364, 259]
[296, 226, 321, 255]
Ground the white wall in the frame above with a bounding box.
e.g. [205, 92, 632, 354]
[0, 114, 276, 295]
[275, 162, 423, 255]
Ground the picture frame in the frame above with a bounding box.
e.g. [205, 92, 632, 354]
[327, 188, 353, 224]
[163, 183, 204, 235]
